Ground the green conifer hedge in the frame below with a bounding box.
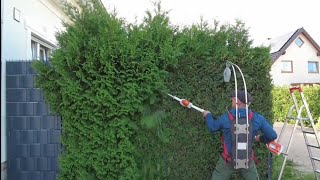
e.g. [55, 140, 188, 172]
[33, 1, 274, 179]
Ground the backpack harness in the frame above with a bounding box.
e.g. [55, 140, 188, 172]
[220, 110, 257, 169]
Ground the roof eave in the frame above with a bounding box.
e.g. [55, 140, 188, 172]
[271, 27, 320, 63]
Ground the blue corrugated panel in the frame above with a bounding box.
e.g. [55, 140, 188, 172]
[7, 166, 18, 180]
[21, 75, 35, 88]
[28, 88, 42, 102]
[6, 76, 20, 88]
[41, 144, 56, 157]
[42, 172, 56, 180]
[37, 131, 48, 144]
[6, 75, 36, 88]
[7, 102, 35, 116]
[19, 158, 36, 171]
[8, 158, 20, 172]
[6, 102, 18, 116]
[49, 130, 61, 143]
[21, 130, 36, 144]
[29, 117, 41, 130]
[18, 171, 41, 180]
[30, 171, 42, 180]
[23, 103, 35, 116]
[14, 144, 29, 157]
[6, 62, 27, 75]
[6, 62, 18, 75]
[7, 117, 28, 130]
[6, 61, 61, 180]
[37, 158, 49, 171]
[7, 89, 27, 102]
[49, 157, 59, 171]
[42, 116, 56, 129]
[10, 131, 21, 144]
[34, 103, 49, 116]
[30, 144, 41, 157]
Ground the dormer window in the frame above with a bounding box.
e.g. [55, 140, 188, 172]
[295, 37, 304, 47]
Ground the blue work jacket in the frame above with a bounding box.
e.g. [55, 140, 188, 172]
[205, 108, 277, 155]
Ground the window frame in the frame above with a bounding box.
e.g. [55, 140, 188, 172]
[31, 33, 55, 61]
[295, 37, 304, 47]
[281, 60, 293, 73]
[308, 61, 319, 73]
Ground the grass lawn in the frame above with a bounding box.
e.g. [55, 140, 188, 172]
[272, 155, 316, 180]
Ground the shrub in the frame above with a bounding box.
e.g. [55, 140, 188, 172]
[33, 1, 177, 179]
[272, 85, 320, 126]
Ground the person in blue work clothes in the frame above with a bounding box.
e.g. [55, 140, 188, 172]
[202, 90, 277, 180]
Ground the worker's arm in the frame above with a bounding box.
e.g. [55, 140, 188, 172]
[202, 111, 223, 133]
[256, 114, 277, 144]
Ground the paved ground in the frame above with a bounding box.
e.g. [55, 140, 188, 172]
[1, 162, 7, 180]
[1, 171, 6, 180]
[273, 122, 320, 173]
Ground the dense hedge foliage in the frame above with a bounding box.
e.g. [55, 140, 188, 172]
[34, 1, 177, 179]
[33, 1, 274, 179]
[272, 85, 320, 126]
[162, 21, 273, 180]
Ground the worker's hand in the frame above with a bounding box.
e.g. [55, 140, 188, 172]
[202, 111, 210, 119]
[266, 141, 283, 155]
[255, 135, 260, 142]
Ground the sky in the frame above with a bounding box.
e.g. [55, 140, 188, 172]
[101, 0, 320, 46]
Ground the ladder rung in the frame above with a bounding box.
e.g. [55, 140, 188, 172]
[311, 157, 320, 162]
[286, 117, 310, 120]
[286, 117, 299, 120]
[302, 130, 315, 134]
[306, 144, 320, 149]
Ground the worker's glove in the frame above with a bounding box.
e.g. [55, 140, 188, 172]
[202, 111, 210, 119]
[266, 141, 284, 155]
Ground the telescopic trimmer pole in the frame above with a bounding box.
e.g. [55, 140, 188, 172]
[167, 93, 205, 113]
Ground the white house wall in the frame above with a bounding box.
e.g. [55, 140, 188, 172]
[1, 0, 69, 163]
[270, 34, 320, 86]
[1, 0, 5, 166]
[2, 0, 68, 60]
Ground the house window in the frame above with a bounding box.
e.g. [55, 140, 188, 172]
[31, 34, 55, 61]
[31, 40, 52, 61]
[295, 37, 304, 47]
[308, 61, 319, 73]
[281, 60, 293, 73]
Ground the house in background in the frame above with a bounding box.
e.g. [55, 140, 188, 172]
[1, 0, 78, 179]
[265, 27, 320, 86]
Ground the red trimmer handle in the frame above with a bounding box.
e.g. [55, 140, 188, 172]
[180, 99, 190, 107]
[289, 86, 302, 93]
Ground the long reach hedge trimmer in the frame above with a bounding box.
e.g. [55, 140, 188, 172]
[167, 93, 205, 113]
[167, 92, 285, 156]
